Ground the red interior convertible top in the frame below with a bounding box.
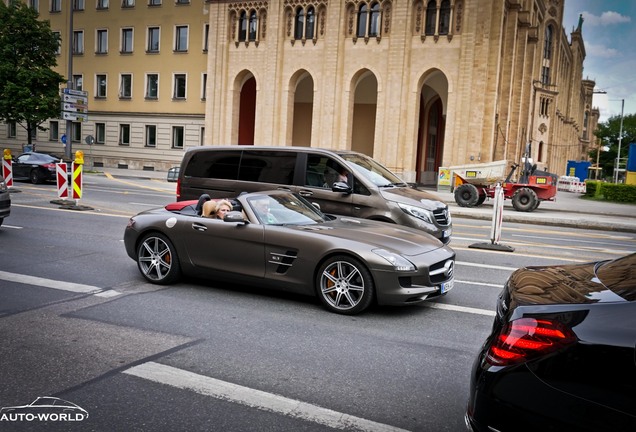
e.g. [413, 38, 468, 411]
[165, 200, 198, 211]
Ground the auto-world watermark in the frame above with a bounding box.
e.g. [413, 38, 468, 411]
[0, 397, 88, 423]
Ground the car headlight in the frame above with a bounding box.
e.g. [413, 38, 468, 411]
[0, 180, 6, 191]
[373, 248, 415, 271]
[397, 203, 433, 224]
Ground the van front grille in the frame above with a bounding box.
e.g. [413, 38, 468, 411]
[433, 207, 450, 227]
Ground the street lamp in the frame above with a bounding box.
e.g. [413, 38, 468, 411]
[614, 99, 625, 184]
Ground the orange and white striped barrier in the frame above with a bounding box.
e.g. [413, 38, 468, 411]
[56, 163, 68, 198]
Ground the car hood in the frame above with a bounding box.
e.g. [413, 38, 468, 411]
[506, 260, 633, 309]
[378, 186, 448, 210]
[293, 218, 443, 256]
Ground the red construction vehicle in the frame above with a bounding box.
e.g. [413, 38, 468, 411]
[453, 146, 558, 212]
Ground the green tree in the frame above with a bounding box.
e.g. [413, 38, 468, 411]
[0, 0, 65, 148]
[591, 112, 636, 181]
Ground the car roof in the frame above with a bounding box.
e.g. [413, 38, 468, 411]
[183, 145, 362, 157]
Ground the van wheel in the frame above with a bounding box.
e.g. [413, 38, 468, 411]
[316, 256, 374, 315]
[454, 184, 480, 207]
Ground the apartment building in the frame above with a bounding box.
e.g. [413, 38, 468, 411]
[2, 0, 597, 183]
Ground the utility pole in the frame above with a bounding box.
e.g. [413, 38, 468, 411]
[65, 4, 74, 160]
[614, 99, 624, 184]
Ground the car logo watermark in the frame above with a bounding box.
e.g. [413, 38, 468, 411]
[0, 397, 88, 423]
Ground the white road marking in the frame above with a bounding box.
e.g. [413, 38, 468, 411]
[0, 271, 102, 294]
[456, 261, 517, 271]
[124, 362, 410, 432]
[455, 279, 504, 288]
[94, 289, 122, 298]
[0, 224, 23, 229]
[423, 302, 496, 317]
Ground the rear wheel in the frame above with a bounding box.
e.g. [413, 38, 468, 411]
[316, 255, 374, 315]
[30, 169, 43, 184]
[136, 232, 181, 284]
[511, 187, 538, 212]
[475, 193, 487, 206]
[454, 184, 480, 207]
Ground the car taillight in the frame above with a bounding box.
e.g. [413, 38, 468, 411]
[43, 163, 56, 170]
[176, 178, 181, 199]
[486, 317, 576, 366]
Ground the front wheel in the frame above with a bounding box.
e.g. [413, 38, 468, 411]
[454, 184, 480, 207]
[511, 188, 538, 212]
[136, 232, 181, 284]
[316, 255, 374, 315]
[30, 169, 43, 184]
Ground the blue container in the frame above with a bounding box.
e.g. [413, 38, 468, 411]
[566, 160, 591, 181]
[627, 143, 636, 172]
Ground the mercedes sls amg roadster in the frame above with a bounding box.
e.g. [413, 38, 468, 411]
[124, 190, 455, 314]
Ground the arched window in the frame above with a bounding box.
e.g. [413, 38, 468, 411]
[294, 7, 304, 40]
[439, 0, 450, 35]
[306, 7, 315, 39]
[425, 0, 436, 35]
[369, 2, 380, 37]
[544, 25, 553, 60]
[238, 11, 247, 42]
[248, 10, 258, 41]
[357, 4, 368, 38]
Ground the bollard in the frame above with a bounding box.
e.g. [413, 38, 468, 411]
[469, 183, 514, 252]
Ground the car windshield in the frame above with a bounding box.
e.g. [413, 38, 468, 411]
[247, 193, 327, 225]
[340, 153, 407, 187]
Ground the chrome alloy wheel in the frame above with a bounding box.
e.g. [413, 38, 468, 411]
[320, 260, 366, 311]
[138, 235, 175, 283]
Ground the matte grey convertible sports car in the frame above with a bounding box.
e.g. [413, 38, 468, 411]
[124, 191, 455, 314]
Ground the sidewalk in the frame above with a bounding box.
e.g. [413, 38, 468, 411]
[99, 167, 636, 234]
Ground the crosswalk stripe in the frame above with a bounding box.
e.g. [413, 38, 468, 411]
[0, 271, 102, 294]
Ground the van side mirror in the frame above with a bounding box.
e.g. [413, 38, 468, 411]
[331, 181, 352, 195]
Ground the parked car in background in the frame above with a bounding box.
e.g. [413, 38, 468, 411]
[0, 174, 10, 227]
[124, 190, 455, 315]
[466, 253, 636, 432]
[12, 152, 66, 184]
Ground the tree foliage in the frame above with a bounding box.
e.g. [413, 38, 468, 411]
[591, 112, 636, 180]
[0, 0, 65, 145]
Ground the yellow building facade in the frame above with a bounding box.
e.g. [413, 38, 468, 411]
[2, 0, 598, 182]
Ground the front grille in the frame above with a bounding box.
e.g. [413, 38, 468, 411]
[429, 258, 454, 284]
[433, 207, 450, 226]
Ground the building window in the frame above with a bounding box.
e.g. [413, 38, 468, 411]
[541, 66, 550, 85]
[147, 27, 160, 52]
[294, 7, 304, 40]
[119, 74, 132, 98]
[238, 11, 247, 41]
[356, 2, 381, 38]
[96, 29, 108, 54]
[8, 122, 17, 139]
[97, 0, 109, 9]
[145, 125, 157, 147]
[53, 31, 61, 54]
[172, 126, 184, 148]
[176, 0, 189, 4]
[96, 74, 107, 97]
[73, 0, 84, 11]
[71, 122, 82, 142]
[248, 11, 258, 40]
[544, 25, 553, 60]
[173, 74, 186, 99]
[30, 0, 39, 13]
[121, 28, 134, 53]
[201, 73, 207, 100]
[49, 121, 59, 141]
[439, 0, 450, 35]
[122, 0, 135, 7]
[73, 30, 84, 54]
[51, 0, 61, 13]
[148, 0, 161, 6]
[30, 127, 38, 141]
[425, 0, 436, 35]
[175, 25, 188, 52]
[95, 123, 106, 144]
[119, 124, 130, 145]
[72, 74, 83, 91]
[203, 24, 209, 51]
[146, 73, 158, 98]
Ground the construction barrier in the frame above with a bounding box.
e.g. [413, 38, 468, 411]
[72, 162, 83, 200]
[557, 176, 586, 193]
[3, 149, 13, 188]
[56, 163, 68, 198]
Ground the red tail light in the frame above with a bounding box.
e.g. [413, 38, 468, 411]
[42, 163, 56, 170]
[176, 178, 181, 199]
[486, 317, 576, 366]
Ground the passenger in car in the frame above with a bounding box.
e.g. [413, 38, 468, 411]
[214, 199, 233, 220]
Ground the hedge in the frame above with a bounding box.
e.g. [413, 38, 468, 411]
[584, 180, 636, 203]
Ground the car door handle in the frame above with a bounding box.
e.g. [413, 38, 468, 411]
[192, 223, 207, 232]
[299, 190, 313, 197]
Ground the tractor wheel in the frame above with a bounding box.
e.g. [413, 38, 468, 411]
[512, 188, 538, 212]
[475, 193, 487, 206]
[454, 184, 480, 207]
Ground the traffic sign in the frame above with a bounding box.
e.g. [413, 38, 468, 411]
[61, 134, 67, 144]
[63, 88, 88, 97]
[63, 102, 88, 113]
[62, 112, 88, 121]
[63, 93, 88, 105]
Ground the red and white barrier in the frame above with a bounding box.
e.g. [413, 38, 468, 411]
[2, 158, 12, 188]
[557, 176, 586, 193]
[56, 163, 68, 198]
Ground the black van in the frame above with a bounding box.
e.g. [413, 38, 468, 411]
[177, 146, 452, 243]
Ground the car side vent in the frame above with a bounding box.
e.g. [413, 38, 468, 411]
[268, 250, 298, 274]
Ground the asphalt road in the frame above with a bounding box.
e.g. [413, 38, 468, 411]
[1, 175, 634, 431]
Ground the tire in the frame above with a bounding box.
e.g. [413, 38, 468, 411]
[0, 218, 3, 227]
[30, 169, 43, 184]
[136, 232, 181, 284]
[454, 184, 480, 207]
[531, 199, 541, 211]
[475, 193, 487, 206]
[511, 187, 538, 212]
[316, 255, 374, 315]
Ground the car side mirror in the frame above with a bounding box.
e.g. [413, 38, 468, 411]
[224, 211, 248, 224]
[331, 181, 352, 195]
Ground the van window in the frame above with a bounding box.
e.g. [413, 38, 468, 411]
[340, 153, 406, 187]
[184, 150, 240, 179]
[238, 151, 296, 185]
[305, 153, 370, 195]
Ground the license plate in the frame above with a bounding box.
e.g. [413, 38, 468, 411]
[441, 278, 454, 294]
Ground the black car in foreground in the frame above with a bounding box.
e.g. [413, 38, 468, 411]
[466, 253, 636, 432]
[12, 152, 66, 184]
